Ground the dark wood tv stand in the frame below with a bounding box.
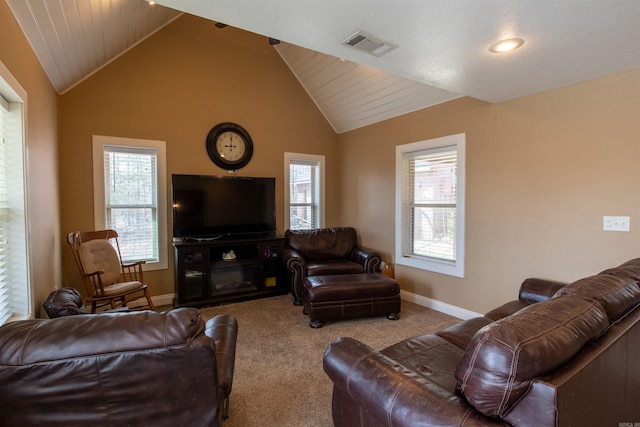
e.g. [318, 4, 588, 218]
[173, 235, 286, 308]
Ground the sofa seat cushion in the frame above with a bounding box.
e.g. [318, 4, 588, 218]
[455, 296, 609, 418]
[307, 259, 364, 276]
[381, 334, 465, 392]
[553, 274, 640, 322]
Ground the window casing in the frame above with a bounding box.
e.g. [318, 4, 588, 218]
[284, 153, 325, 230]
[395, 133, 465, 277]
[0, 61, 31, 325]
[93, 136, 167, 270]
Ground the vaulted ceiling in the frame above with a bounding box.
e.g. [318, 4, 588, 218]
[7, 0, 640, 133]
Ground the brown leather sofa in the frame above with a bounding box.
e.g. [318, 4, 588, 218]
[42, 286, 89, 317]
[0, 307, 238, 426]
[42, 286, 130, 317]
[283, 227, 382, 305]
[324, 259, 640, 426]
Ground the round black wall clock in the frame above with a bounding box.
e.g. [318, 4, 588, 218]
[206, 122, 254, 170]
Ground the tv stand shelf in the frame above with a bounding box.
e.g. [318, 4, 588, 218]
[173, 236, 286, 308]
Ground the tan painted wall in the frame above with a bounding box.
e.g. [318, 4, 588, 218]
[58, 15, 338, 297]
[1, 1, 61, 315]
[338, 69, 640, 314]
[7, 2, 638, 315]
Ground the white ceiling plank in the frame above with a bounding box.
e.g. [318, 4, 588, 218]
[277, 41, 460, 133]
[7, 0, 639, 133]
[7, 0, 182, 94]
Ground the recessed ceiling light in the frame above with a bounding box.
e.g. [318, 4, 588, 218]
[489, 38, 524, 53]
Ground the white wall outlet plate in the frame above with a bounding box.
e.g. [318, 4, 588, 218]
[603, 216, 630, 232]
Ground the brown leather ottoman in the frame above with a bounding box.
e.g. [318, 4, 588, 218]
[302, 273, 401, 328]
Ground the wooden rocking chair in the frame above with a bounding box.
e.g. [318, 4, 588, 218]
[67, 229, 155, 313]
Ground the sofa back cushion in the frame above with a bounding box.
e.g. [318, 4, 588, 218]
[285, 227, 357, 260]
[0, 308, 205, 365]
[600, 258, 640, 283]
[553, 274, 640, 322]
[455, 296, 609, 418]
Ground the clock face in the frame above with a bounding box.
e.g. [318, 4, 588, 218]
[206, 123, 253, 170]
[216, 131, 246, 162]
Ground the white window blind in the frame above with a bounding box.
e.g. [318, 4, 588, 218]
[0, 84, 30, 325]
[403, 146, 457, 261]
[0, 94, 10, 324]
[285, 153, 325, 231]
[396, 133, 465, 278]
[102, 145, 159, 263]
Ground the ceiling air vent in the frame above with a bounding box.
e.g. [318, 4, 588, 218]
[341, 31, 396, 56]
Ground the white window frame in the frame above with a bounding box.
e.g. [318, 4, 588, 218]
[0, 60, 31, 325]
[284, 152, 325, 230]
[92, 135, 168, 271]
[395, 133, 465, 278]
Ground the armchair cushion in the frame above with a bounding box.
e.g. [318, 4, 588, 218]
[306, 259, 364, 276]
[79, 239, 121, 284]
[101, 280, 145, 296]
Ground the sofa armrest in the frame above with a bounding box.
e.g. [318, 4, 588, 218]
[205, 315, 238, 399]
[282, 248, 306, 272]
[518, 278, 567, 302]
[323, 337, 506, 427]
[350, 247, 381, 272]
[282, 248, 307, 305]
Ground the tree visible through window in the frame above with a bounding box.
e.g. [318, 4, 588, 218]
[104, 147, 158, 262]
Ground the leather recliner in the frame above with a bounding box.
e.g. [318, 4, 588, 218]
[42, 286, 129, 318]
[282, 227, 382, 305]
[0, 307, 238, 427]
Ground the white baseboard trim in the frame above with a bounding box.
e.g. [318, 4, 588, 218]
[128, 293, 175, 309]
[132, 291, 482, 320]
[400, 290, 481, 320]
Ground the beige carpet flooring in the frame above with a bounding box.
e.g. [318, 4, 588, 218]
[198, 295, 461, 427]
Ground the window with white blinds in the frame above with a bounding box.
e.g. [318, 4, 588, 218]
[395, 133, 465, 277]
[0, 62, 30, 326]
[284, 153, 325, 230]
[92, 136, 167, 270]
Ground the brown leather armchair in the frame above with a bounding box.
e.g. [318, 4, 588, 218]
[282, 227, 382, 305]
[0, 308, 238, 426]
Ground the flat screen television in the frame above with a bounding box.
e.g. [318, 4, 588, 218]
[172, 174, 276, 240]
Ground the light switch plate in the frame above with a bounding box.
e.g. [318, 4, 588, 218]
[603, 216, 630, 232]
